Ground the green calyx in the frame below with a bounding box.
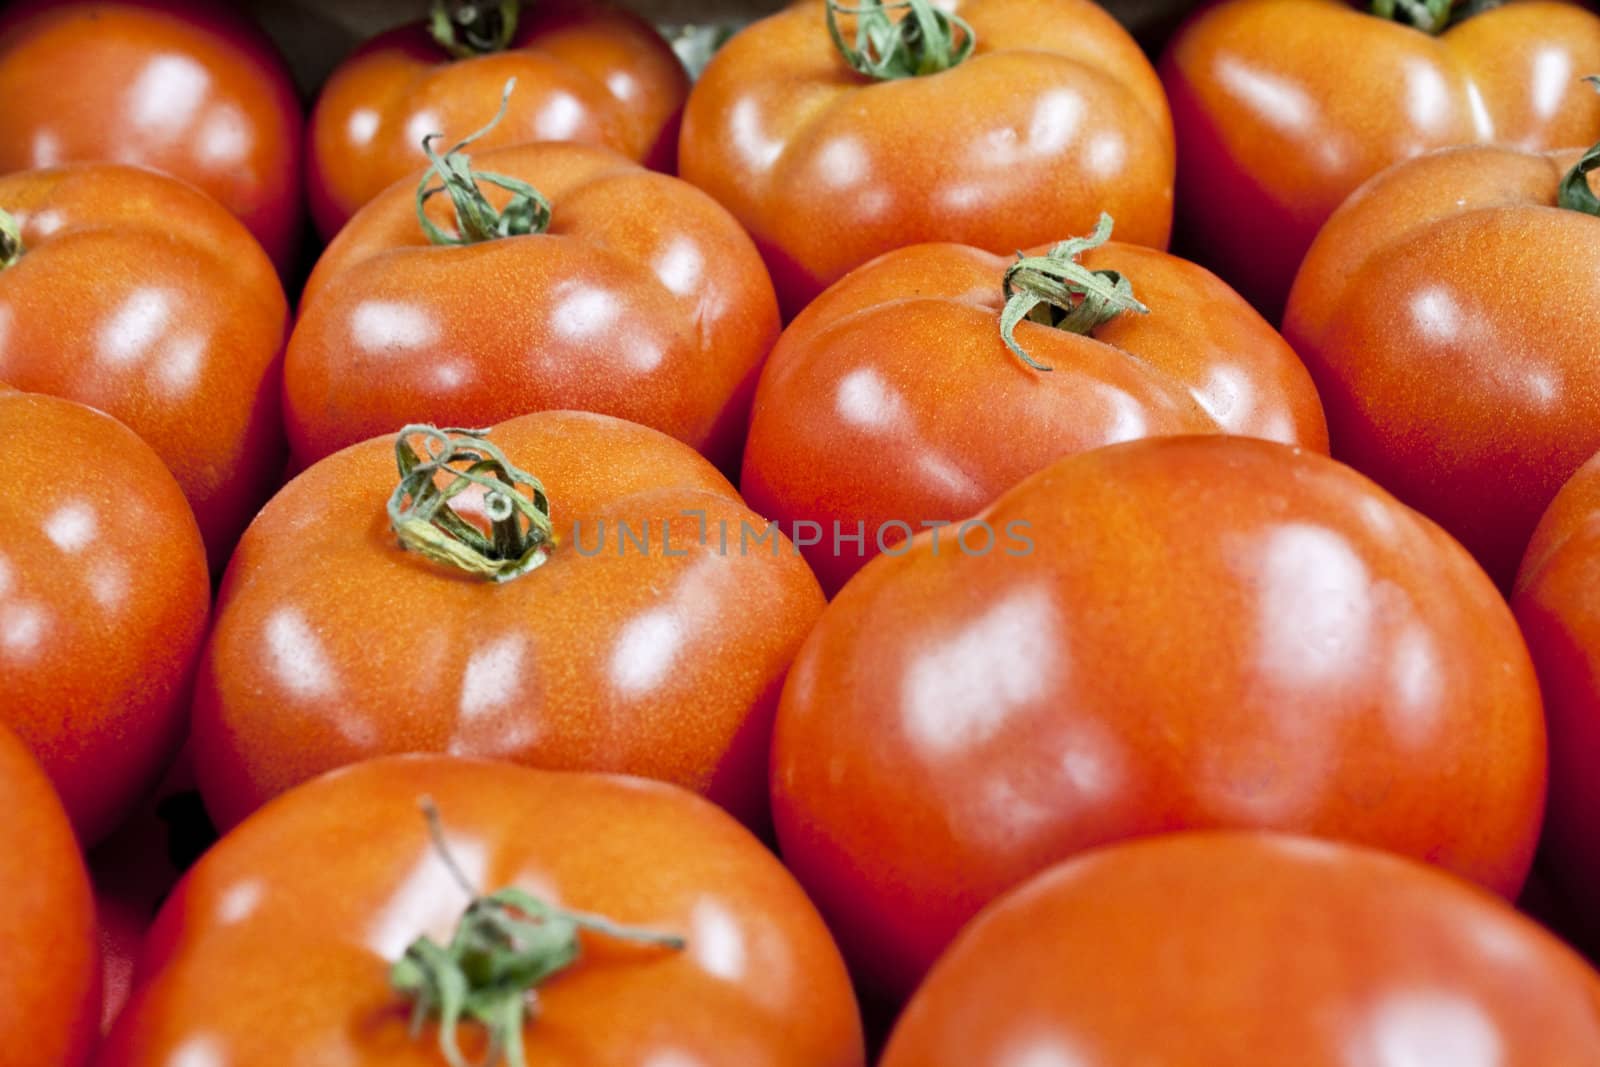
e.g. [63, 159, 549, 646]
[391, 799, 686, 1067]
[1369, 0, 1456, 32]
[0, 207, 22, 270]
[387, 424, 556, 582]
[825, 0, 975, 80]
[1000, 213, 1150, 372]
[430, 0, 520, 58]
[416, 79, 553, 246]
[1559, 76, 1600, 216]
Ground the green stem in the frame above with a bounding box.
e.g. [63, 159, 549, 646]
[417, 78, 553, 246]
[0, 208, 22, 270]
[1000, 213, 1150, 372]
[430, 0, 520, 58]
[1559, 76, 1600, 216]
[387, 424, 555, 582]
[825, 0, 975, 80]
[1369, 0, 1456, 32]
[391, 799, 686, 1067]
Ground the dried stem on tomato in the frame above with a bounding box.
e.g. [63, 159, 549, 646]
[1559, 76, 1600, 217]
[430, 0, 520, 58]
[415, 79, 553, 245]
[825, 0, 975, 79]
[1000, 213, 1150, 372]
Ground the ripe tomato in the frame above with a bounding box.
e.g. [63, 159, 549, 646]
[741, 220, 1328, 594]
[882, 832, 1600, 1065]
[307, 0, 689, 240]
[286, 139, 778, 473]
[0, 723, 98, 1067]
[100, 754, 864, 1066]
[1161, 0, 1600, 320]
[773, 434, 1544, 1000]
[193, 414, 823, 833]
[0, 390, 209, 844]
[0, 163, 290, 569]
[1283, 141, 1600, 588]
[0, 0, 304, 274]
[679, 0, 1174, 318]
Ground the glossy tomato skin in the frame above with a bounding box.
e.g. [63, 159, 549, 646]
[193, 410, 823, 833]
[1284, 145, 1600, 589]
[0, 724, 99, 1067]
[741, 239, 1328, 594]
[0, 164, 290, 570]
[100, 755, 864, 1067]
[1162, 0, 1600, 321]
[287, 142, 778, 473]
[679, 0, 1174, 319]
[882, 832, 1600, 1066]
[773, 434, 1545, 1001]
[0, 391, 209, 844]
[307, 0, 688, 240]
[0, 0, 304, 274]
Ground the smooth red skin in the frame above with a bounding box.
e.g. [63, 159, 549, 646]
[286, 142, 779, 474]
[0, 725, 99, 1067]
[0, 392, 209, 844]
[773, 434, 1545, 1001]
[0, 0, 304, 274]
[679, 0, 1175, 319]
[741, 239, 1329, 594]
[1283, 145, 1600, 589]
[193, 410, 823, 834]
[883, 832, 1600, 1066]
[0, 164, 290, 570]
[99, 756, 864, 1067]
[307, 0, 688, 241]
[1162, 0, 1600, 322]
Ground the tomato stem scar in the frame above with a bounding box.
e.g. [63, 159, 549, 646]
[430, 0, 520, 58]
[825, 0, 976, 80]
[415, 79, 554, 246]
[0, 207, 21, 270]
[1368, 0, 1455, 33]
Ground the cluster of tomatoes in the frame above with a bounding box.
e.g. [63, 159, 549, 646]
[3, 0, 1600, 1063]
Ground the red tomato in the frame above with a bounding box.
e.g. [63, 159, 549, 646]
[192, 414, 823, 833]
[286, 140, 778, 473]
[1161, 0, 1600, 320]
[1283, 142, 1600, 587]
[0, 0, 304, 274]
[882, 833, 1600, 1065]
[679, 0, 1174, 318]
[307, 0, 688, 240]
[100, 755, 864, 1066]
[0, 390, 209, 844]
[0, 163, 290, 569]
[773, 434, 1545, 1000]
[0, 723, 98, 1067]
[741, 224, 1328, 594]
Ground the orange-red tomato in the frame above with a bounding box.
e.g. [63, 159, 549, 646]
[193, 413, 823, 833]
[307, 0, 688, 240]
[100, 755, 865, 1066]
[0, 723, 98, 1067]
[0, 0, 304, 273]
[882, 833, 1600, 1066]
[1161, 0, 1600, 320]
[773, 434, 1545, 1000]
[741, 234, 1328, 594]
[0, 164, 290, 569]
[1284, 144, 1600, 587]
[0, 390, 209, 844]
[680, 0, 1175, 318]
[286, 141, 778, 473]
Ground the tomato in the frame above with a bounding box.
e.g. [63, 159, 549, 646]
[679, 0, 1174, 318]
[773, 434, 1544, 1001]
[882, 832, 1600, 1065]
[307, 0, 688, 241]
[0, 164, 290, 570]
[100, 754, 864, 1066]
[0, 723, 99, 1067]
[192, 414, 823, 834]
[0, 0, 304, 274]
[0, 390, 209, 844]
[286, 138, 778, 473]
[1161, 0, 1600, 321]
[741, 220, 1328, 594]
[1283, 141, 1600, 588]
